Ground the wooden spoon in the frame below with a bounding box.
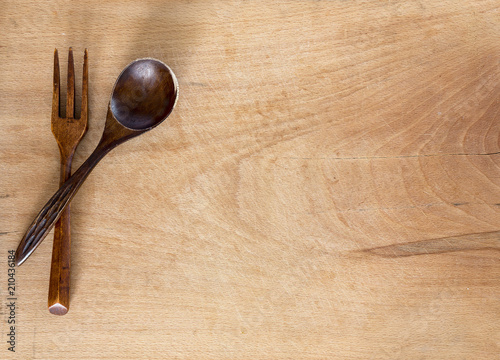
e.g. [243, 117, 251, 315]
[15, 58, 178, 266]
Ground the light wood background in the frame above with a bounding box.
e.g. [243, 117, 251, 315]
[1, 1, 499, 359]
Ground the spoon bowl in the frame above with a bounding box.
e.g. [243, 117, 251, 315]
[15, 58, 178, 266]
[111, 59, 178, 130]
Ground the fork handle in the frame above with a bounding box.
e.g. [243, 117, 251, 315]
[47, 150, 75, 315]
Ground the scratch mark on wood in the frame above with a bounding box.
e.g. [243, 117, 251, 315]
[0, 231, 18, 236]
[292, 202, 494, 216]
[282, 151, 500, 161]
[359, 230, 500, 257]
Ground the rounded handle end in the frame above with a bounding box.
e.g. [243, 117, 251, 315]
[48, 302, 69, 316]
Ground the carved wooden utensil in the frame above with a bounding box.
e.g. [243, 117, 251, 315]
[48, 48, 88, 315]
[15, 59, 178, 267]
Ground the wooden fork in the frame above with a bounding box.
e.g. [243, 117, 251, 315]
[48, 48, 88, 315]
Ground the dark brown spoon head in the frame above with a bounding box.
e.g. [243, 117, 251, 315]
[110, 59, 178, 131]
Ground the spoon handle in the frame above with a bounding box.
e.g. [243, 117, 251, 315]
[15, 142, 110, 266]
[16, 110, 138, 266]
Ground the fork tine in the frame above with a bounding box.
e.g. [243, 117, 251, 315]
[52, 49, 60, 119]
[80, 49, 88, 122]
[66, 47, 75, 118]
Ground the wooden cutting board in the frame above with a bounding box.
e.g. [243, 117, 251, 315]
[1, 1, 499, 359]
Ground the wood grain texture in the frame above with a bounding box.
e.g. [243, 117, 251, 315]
[0, 1, 499, 359]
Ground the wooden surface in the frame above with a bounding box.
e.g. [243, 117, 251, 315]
[1, 1, 499, 359]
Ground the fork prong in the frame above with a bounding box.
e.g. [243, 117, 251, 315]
[66, 47, 75, 118]
[52, 49, 60, 119]
[80, 49, 88, 122]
